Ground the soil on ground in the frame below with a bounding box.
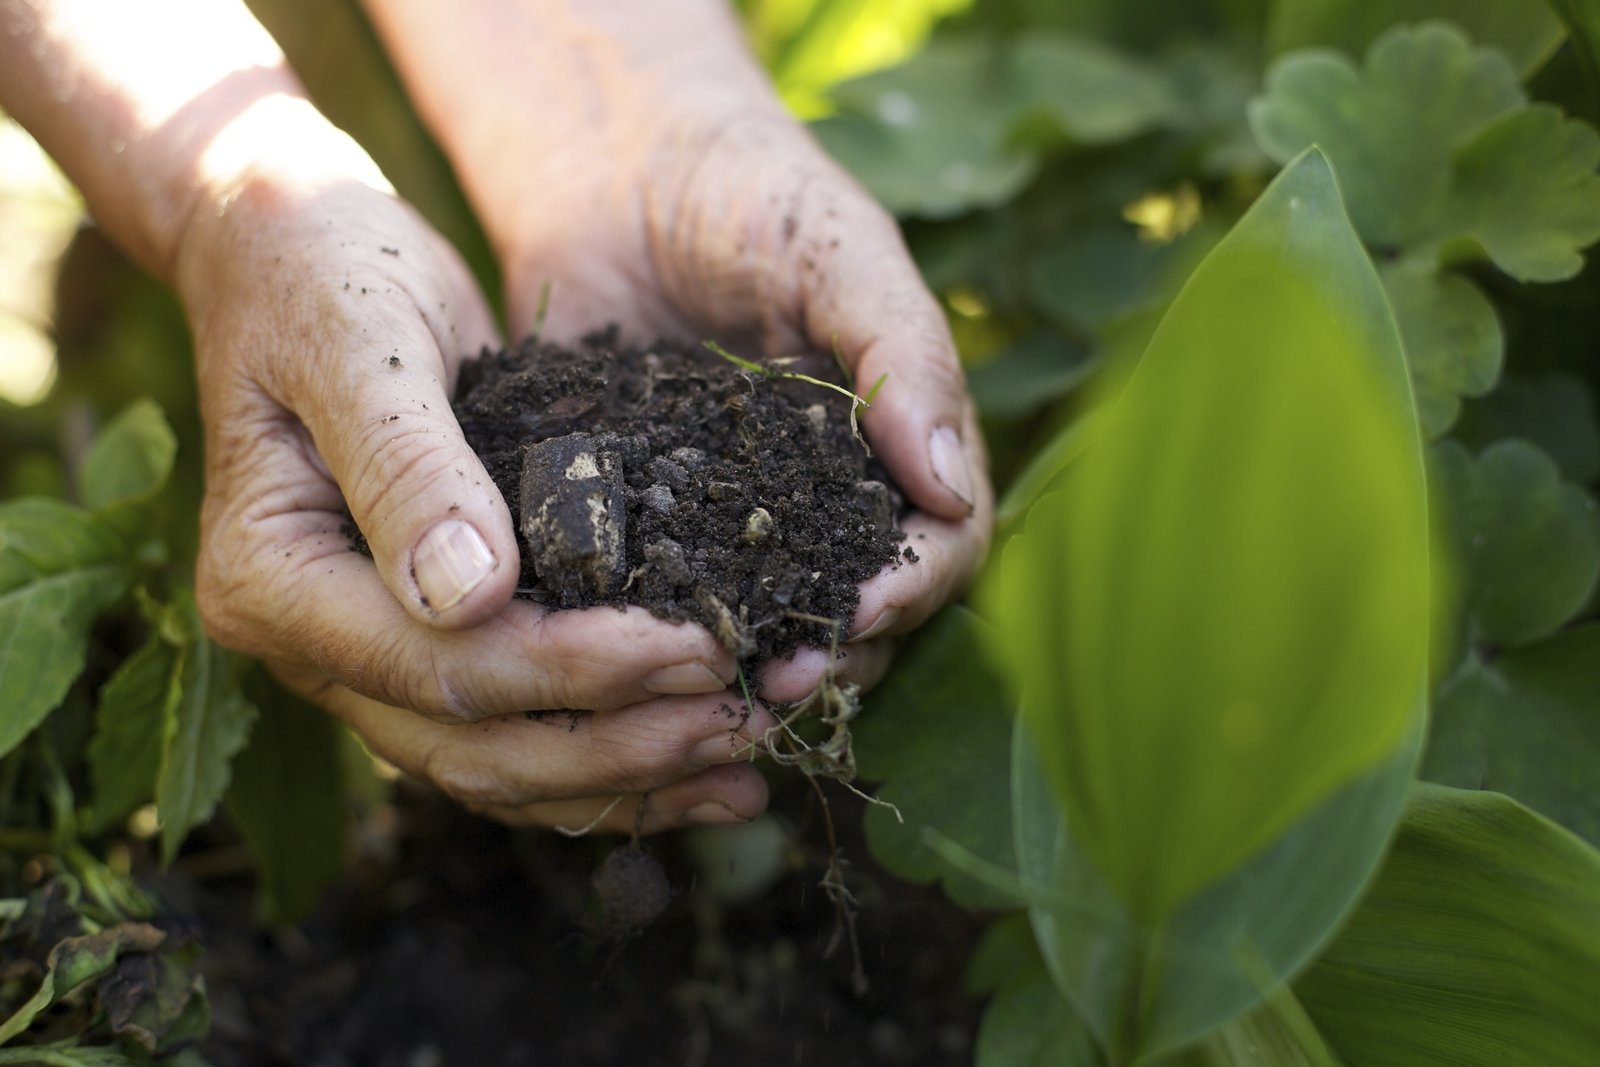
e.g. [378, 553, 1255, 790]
[186, 780, 986, 1067]
[445, 330, 908, 662]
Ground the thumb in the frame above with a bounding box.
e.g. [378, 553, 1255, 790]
[294, 285, 514, 629]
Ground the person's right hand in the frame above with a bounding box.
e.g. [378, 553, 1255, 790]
[175, 101, 779, 833]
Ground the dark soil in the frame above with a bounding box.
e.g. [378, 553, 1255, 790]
[448, 330, 907, 662]
[184, 779, 987, 1067]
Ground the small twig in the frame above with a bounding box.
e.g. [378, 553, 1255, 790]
[702, 340, 879, 454]
[555, 793, 626, 838]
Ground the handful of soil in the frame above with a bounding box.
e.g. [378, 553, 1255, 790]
[450, 331, 907, 664]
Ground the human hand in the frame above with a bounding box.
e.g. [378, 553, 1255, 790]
[175, 100, 780, 833]
[363, 0, 994, 697]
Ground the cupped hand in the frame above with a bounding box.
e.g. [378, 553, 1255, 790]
[491, 110, 996, 690]
[173, 133, 792, 833]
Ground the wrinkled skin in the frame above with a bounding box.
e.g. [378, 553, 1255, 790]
[171, 4, 993, 835]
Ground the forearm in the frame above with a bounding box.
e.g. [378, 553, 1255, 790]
[359, 0, 785, 258]
[0, 0, 381, 282]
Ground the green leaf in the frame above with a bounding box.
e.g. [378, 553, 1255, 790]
[1454, 372, 1600, 483]
[975, 966, 1102, 1067]
[1380, 261, 1503, 437]
[1549, 0, 1600, 120]
[965, 911, 1040, 996]
[1012, 709, 1421, 1062]
[1424, 626, 1600, 845]
[967, 333, 1098, 420]
[155, 593, 258, 864]
[1251, 22, 1600, 281]
[0, 499, 128, 759]
[1266, 0, 1564, 74]
[1296, 784, 1600, 1066]
[1432, 439, 1600, 648]
[988, 150, 1433, 923]
[225, 673, 347, 922]
[852, 607, 1018, 909]
[0, 1043, 140, 1066]
[1010, 32, 1177, 144]
[86, 636, 181, 835]
[77, 399, 176, 512]
[0, 922, 164, 1045]
[812, 38, 1039, 217]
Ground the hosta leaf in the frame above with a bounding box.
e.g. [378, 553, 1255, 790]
[1251, 23, 1600, 280]
[1455, 372, 1600, 483]
[225, 673, 347, 922]
[812, 39, 1039, 217]
[1013, 709, 1420, 1063]
[0, 499, 128, 759]
[77, 399, 176, 512]
[1296, 784, 1600, 1066]
[1432, 439, 1600, 649]
[1266, 0, 1563, 74]
[989, 149, 1432, 924]
[86, 636, 181, 835]
[1424, 626, 1600, 845]
[853, 607, 1017, 910]
[975, 966, 1101, 1067]
[1380, 262, 1502, 437]
[155, 593, 258, 864]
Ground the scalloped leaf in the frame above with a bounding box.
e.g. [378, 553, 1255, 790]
[1432, 439, 1600, 649]
[1424, 626, 1600, 845]
[1251, 22, 1600, 280]
[1381, 261, 1503, 437]
[1455, 372, 1600, 482]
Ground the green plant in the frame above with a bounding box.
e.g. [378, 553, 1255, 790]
[833, 3, 1600, 1064]
[5, 0, 1600, 1063]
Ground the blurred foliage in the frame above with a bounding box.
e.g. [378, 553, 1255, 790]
[5, 0, 1600, 1063]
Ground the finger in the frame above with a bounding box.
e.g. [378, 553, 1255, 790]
[754, 637, 896, 704]
[786, 172, 986, 522]
[271, 229, 515, 630]
[846, 502, 993, 645]
[200, 472, 738, 718]
[319, 687, 779, 809]
[466, 764, 771, 833]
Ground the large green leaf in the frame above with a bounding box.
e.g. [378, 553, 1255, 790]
[1266, 0, 1563, 73]
[1251, 23, 1600, 281]
[225, 673, 348, 922]
[1424, 626, 1600, 845]
[0, 499, 128, 759]
[1010, 33, 1178, 144]
[852, 607, 1017, 909]
[1431, 439, 1600, 649]
[77, 399, 176, 513]
[155, 594, 258, 864]
[86, 635, 181, 835]
[988, 150, 1432, 925]
[1013, 710, 1420, 1063]
[1296, 784, 1600, 1066]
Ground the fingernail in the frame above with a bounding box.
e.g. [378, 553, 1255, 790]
[929, 425, 975, 512]
[643, 662, 728, 696]
[692, 730, 749, 765]
[413, 519, 496, 611]
[682, 800, 746, 825]
[849, 606, 902, 643]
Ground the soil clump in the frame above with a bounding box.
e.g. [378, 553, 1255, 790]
[448, 330, 907, 663]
